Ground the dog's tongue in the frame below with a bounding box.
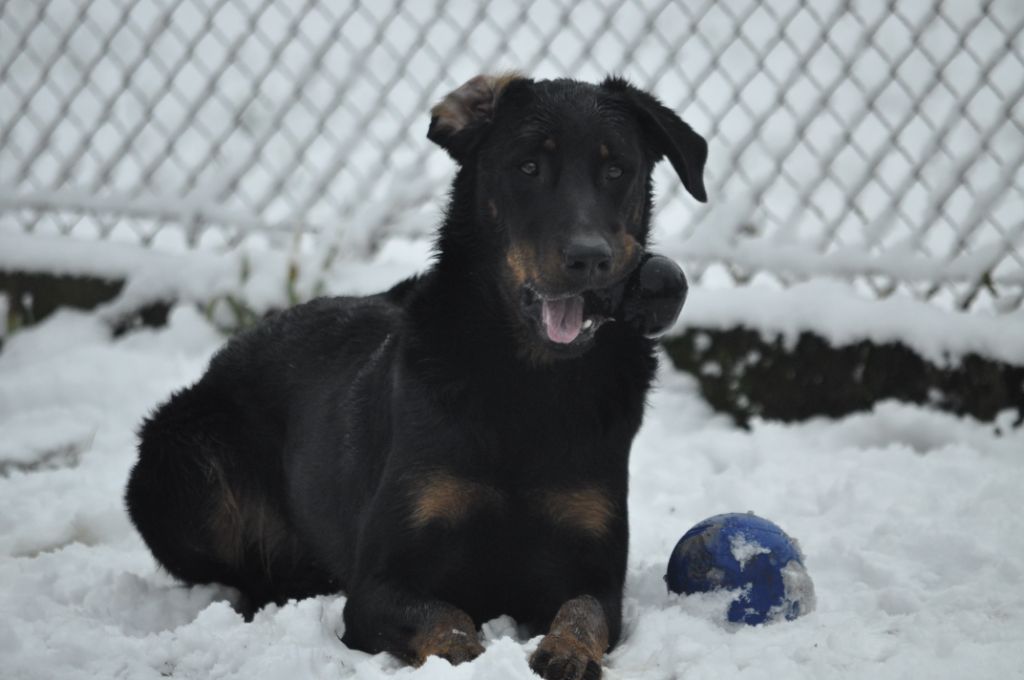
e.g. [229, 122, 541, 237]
[541, 296, 584, 344]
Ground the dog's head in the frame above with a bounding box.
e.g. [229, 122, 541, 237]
[428, 74, 706, 359]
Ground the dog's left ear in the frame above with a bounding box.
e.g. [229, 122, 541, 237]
[602, 76, 708, 202]
[428, 72, 526, 162]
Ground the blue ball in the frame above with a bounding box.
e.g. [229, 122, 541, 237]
[665, 513, 816, 625]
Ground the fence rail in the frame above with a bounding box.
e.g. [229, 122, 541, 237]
[1, 0, 1022, 311]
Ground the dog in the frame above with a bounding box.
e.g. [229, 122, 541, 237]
[125, 73, 706, 680]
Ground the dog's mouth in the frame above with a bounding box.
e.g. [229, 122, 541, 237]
[520, 286, 617, 346]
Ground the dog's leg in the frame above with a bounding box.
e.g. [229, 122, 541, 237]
[341, 580, 484, 666]
[529, 594, 618, 680]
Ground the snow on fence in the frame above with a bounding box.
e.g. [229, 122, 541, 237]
[1, 0, 1022, 312]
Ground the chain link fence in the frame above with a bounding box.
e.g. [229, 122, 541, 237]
[1, 0, 1022, 311]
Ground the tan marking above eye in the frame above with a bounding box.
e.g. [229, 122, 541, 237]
[541, 487, 616, 537]
[409, 473, 504, 528]
[543, 137, 557, 151]
[599, 143, 610, 159]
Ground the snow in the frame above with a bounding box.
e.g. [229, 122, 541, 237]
[0, 231, 435, 328]
[675, 279, 1024, 366]
[729, 535, 771, 571]
[2, 296, 1023, 679]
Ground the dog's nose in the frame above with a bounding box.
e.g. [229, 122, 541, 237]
[563, 235, 613, 281]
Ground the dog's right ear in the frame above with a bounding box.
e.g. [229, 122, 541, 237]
[428, 72, 526, 162]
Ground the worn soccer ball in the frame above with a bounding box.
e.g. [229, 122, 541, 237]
[590, 253, 687, 337]
[665, 512, 816, 625]
[619, 253, 687, 337]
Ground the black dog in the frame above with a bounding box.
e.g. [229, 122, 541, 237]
[125, 73, 706, 680]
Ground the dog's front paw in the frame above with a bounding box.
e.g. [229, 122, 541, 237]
[415, 626, 485, 666]
[529, 634, 602, 680]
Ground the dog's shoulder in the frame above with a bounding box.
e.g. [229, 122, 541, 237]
[383, 274, 425, 307]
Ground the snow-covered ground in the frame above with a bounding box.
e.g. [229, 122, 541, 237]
[1, 263, 1022, 679]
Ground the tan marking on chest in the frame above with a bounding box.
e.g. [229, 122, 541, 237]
[409, 473, 503, 528]
[542, 487, 616, 537]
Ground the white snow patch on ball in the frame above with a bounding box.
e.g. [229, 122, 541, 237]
[766, 559, 817, 623]
[729, 534, 771, 570]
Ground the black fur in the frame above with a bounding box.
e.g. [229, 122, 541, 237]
[126, 74, 707, 679]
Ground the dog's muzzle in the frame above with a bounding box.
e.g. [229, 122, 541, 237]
[521, 253, 688, 346]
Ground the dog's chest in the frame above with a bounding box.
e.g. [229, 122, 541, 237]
[408, 472, 618, 540]
[404, 471, 623, 622]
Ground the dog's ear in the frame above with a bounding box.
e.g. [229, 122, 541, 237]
[602, 76, 708, 203]
[428, 72, 526, 162]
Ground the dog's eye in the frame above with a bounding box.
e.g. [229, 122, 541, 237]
[520, 161, 539, 176]
[606, 165, 624, 180]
